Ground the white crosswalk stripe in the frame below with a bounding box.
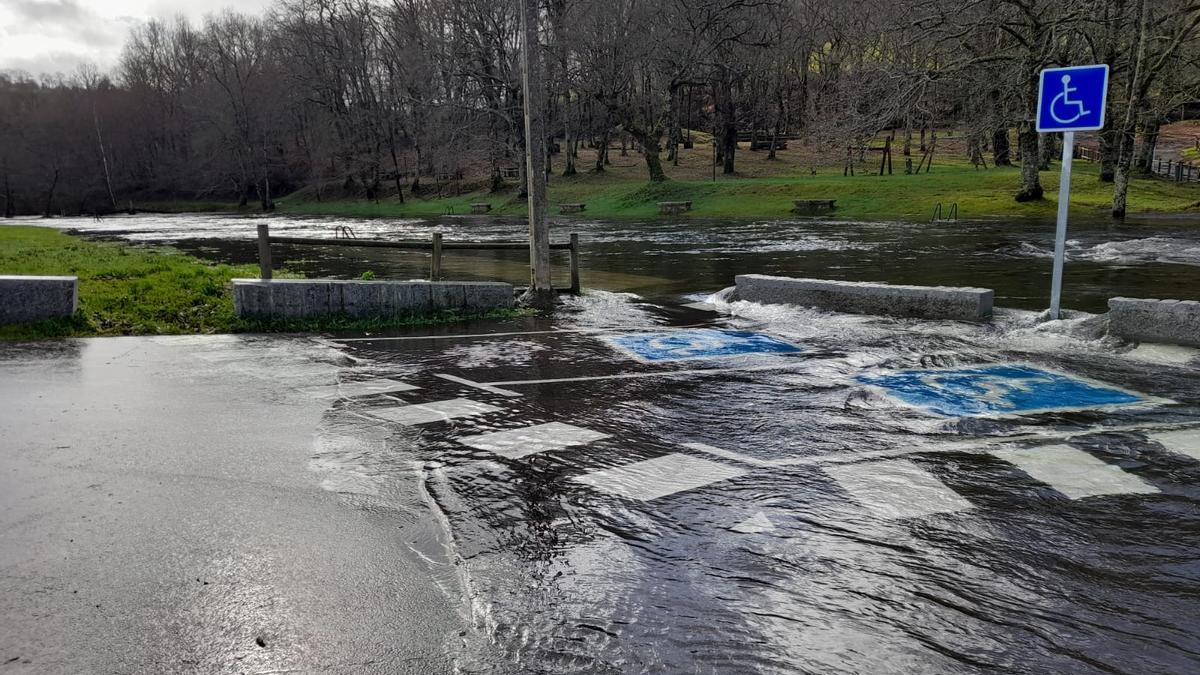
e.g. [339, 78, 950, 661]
[1151, 429, 1200, 462]
[304, 378, 419, 400]
[824, 458, 973, 520]
[371, 398, 502, 425]
[989, 444, 1159, 499]
[573, 453, 746, 501]
[457, 422, 609, 460]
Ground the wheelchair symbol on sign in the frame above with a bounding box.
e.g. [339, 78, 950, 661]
[1049, 75, 1090, 125]
[918, 372, 1051, 411]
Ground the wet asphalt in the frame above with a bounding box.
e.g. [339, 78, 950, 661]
[0, 336, 461, 673]
[3, 294, 1200, 674]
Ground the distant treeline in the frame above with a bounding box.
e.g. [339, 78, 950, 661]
[1, 0, 1197, 218]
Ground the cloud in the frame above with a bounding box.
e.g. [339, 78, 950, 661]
[0, 0, 276, 76]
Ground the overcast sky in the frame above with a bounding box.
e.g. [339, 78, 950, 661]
[0, 0, 275, 78]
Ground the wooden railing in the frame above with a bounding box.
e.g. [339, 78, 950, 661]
[255, 223, 581, 294]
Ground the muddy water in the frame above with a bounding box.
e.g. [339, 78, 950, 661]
[25, 210, 1200, 312]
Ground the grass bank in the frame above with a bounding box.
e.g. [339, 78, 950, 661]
[0, 226, 527, 340]
[277, 146, 1200, 222]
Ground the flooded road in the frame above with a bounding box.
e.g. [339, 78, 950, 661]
[306, 291, 1200, 673]
[27, 210, 1200, 312]
[9, 212, 1200, 672]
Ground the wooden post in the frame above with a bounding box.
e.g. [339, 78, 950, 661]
[569, 232, 580, 294]
[518, 0, 554, 308]
[431, 232, 443, 281]
[256, 222, 272, 280]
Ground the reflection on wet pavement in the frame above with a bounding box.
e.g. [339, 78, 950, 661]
[292, 290, 1200, 673]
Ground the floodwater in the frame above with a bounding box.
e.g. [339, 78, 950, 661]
[17, 212, 1200, 672]
[26, 210, 1200, 312]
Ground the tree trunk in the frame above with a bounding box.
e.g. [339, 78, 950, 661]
[594, 129, 609, 172]
[642, 145, 666, 182]
[1134, 117, 1159, 176]
[1112, 128, 1137, 217]
[42, 168, 59, 218]
[1038, 133, 1055, 171]
[992, 128, 1011, 166]
[2, 169, 13, 218]
[1098, 128, 1117, 182]
[1014, 122, 1043, 201]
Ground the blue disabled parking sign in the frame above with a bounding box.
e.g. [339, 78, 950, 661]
[857, 364, 1144, 417]
[1036, 64, 1109, 132]
[606, 329, 802, 362]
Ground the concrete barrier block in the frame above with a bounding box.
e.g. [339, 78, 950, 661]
[0, 275, 78, 324]
[1108, 297, 1200, 347]
[462, 282, 516, 311]
[232, 279, 513, 320]
[431, 282, 467, 311]
[734, 274, 993, 321]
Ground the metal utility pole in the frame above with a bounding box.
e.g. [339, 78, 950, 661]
[519, 0, 555, 309]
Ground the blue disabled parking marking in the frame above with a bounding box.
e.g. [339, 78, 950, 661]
[606, 329, 802, 362]
[857, 363, 1146, 418]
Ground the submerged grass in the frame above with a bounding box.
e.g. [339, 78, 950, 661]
[0, 226, 530, 340]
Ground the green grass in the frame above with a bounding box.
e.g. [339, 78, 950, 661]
[0, 226, 530, 340]
[277, 159, 1200, 222]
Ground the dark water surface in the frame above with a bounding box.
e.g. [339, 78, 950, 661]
[18, 212, 1200, 673]
[27, 210, 1200, 312]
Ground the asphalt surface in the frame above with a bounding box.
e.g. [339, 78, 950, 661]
[0, 335, 462, 674]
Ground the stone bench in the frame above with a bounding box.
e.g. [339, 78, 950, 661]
[734, 274, 993, 322]
[559, 203, 586, 214]
[470, 203, 492, 214]
[233, 279, 514, 320]
[659, 201, 692, 215]
[1108, 297, 1200, 347]
[0, 275, 78, 324]
[792, 199, 836, 213]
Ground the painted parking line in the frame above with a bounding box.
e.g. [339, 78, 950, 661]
[731, 511, 775, 533]
[435, 373, 523, 398]
[457, 422, 610, 460]
[824, 459, 973, 520]
[303, 378, 419, 400]
[370, 398, 503, 426]
[1151, 429, 1200, 461]
[572, 453, 747, 501]
[989, 445, 1159, 499]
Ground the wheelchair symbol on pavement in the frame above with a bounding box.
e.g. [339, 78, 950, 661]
[1049, 75, 1090, 125]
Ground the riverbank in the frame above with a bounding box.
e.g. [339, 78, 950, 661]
[275, 160, 1199, 222]
[0, 226, 526, 339]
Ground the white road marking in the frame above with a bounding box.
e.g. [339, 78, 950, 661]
[731, 511, 775, 534]
[572, 453, 746, 501]
[370, 398, 502, 426]
[457, 422, 610, 460]
[435, 373, 523, 398]
[335, 323, 714, 343]
[1150, 428, 1200, 462]
[482, 362, 807, 388]
[824, 459, 973, 520]
[989, 444, 1159, 499]
[304, 378, 419, 399]
[683, 421, 1200, 469]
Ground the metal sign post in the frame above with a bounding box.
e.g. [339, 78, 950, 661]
[1035, 64, 1109, 319]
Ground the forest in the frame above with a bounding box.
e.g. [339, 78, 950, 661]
[0, 0, 1197, 219]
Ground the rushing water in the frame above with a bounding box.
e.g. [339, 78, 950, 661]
[22, 210, 1200, 313]
[15, 212, 1200, 672]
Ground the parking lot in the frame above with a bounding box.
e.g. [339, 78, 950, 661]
[311, 294, 1200, 673]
